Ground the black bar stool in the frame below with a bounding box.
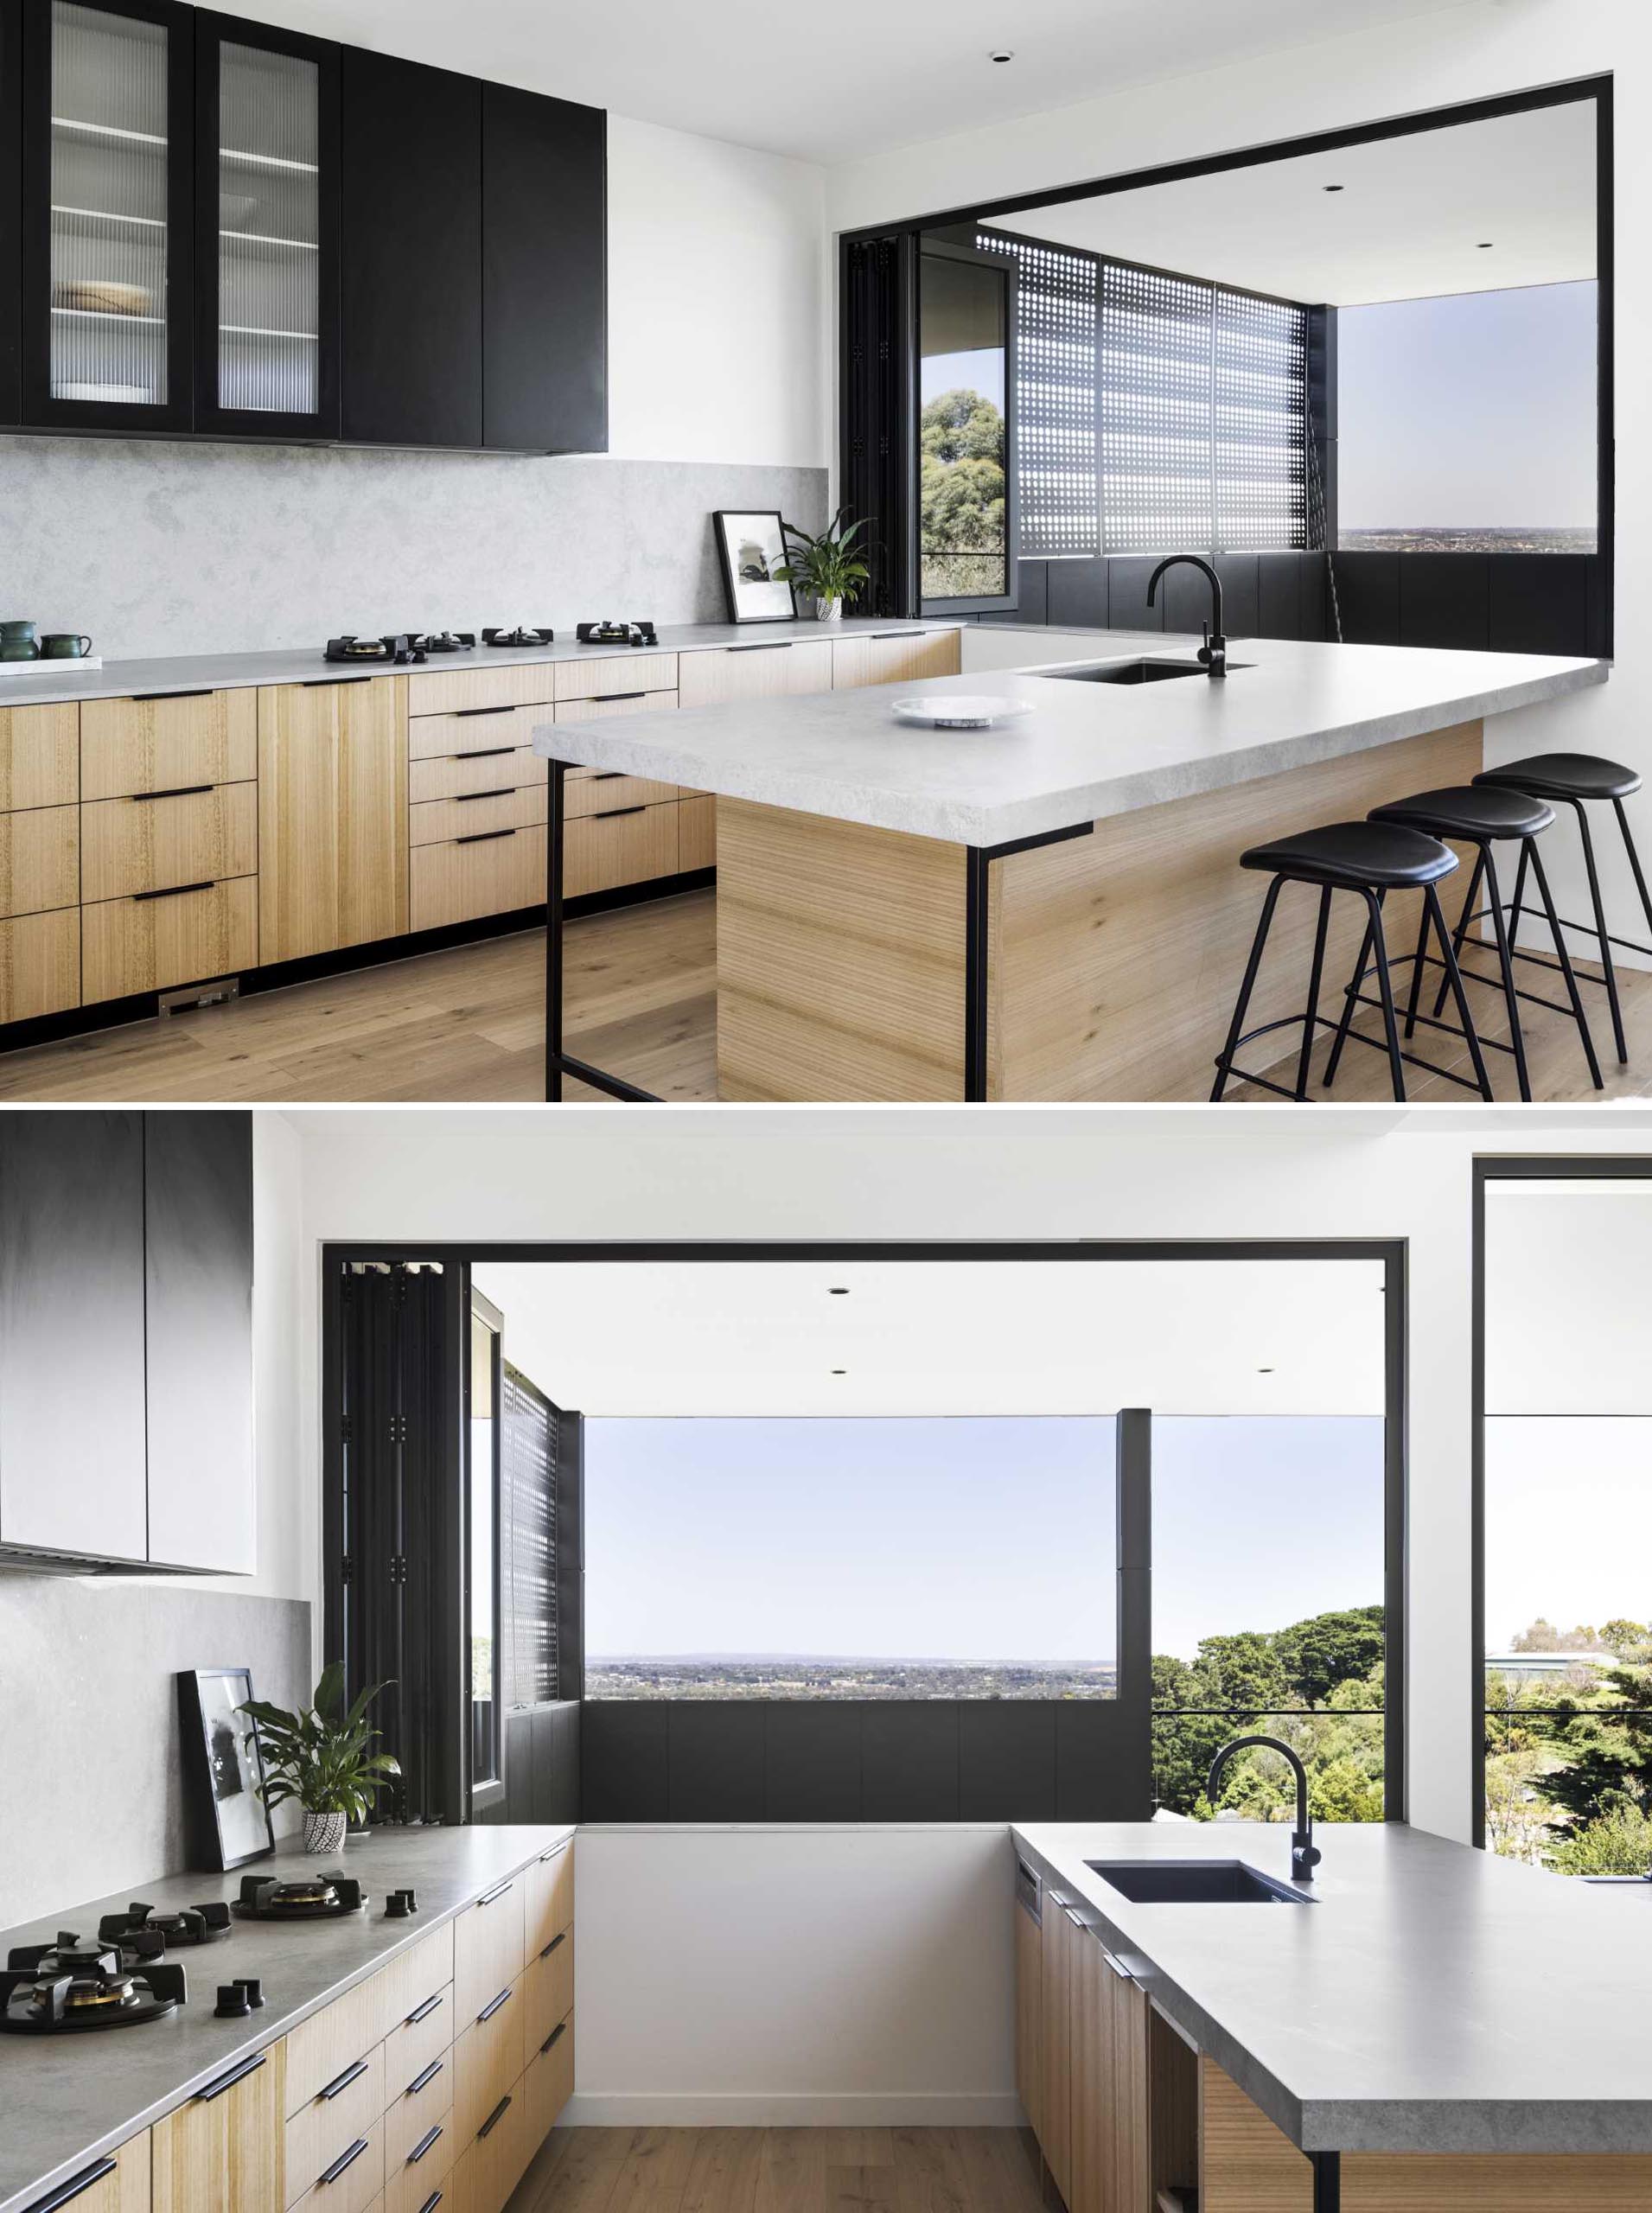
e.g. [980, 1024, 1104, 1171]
[1362, 785, 1602, 1102]
[1474, 753, 1652, 1067]
[1212, 820, 1491, 1102]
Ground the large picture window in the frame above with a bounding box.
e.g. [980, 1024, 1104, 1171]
[918, 240, 1014, 607]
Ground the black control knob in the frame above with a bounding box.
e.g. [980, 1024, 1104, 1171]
[214, 1984, 252, 2018]
[399, 1889, 418, 1914]
[236, 1977, 265, 2009]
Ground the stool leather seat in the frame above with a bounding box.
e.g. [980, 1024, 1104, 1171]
[1371, 785, 1554, 840]
[1476, 753, 1642, 802]
[1241, 820, 1457, 892]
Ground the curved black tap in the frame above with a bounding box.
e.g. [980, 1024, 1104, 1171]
[1207, 1733, 1322, 1882]
[1147, 553, 1227, 677]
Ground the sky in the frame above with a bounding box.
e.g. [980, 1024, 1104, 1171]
[583, 1414, 1386, 1666]
[922, 347, 1005, 413]
[1336, 280, 1598, 530]
[1483, 1419, 1652, 1649]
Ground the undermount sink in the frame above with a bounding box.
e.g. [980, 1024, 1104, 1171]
[1087, 1859, 1312, 1904]
[1044, 658, 1218, 685]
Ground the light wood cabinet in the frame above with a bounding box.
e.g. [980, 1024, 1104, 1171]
[405, 665, 560, 719]
[287, 2115, 383, 2213]
[81, 691, 258, 803]
[1040, 1898, 1077, 2207]
[679, 794, 716, 872]
[285, 2044, 385, 2209]
[564, 769, 679, 817]
[677, 639, 833, 708]
[383, 2043, 453, 2169]
[410, 787, 546, 848]
[454, 1985, 525, 2150]
[1014, 1875, 1043, 2146]
[454, 1882, 526, 2030]
[554, 652, 678, 703]
[449, 2086, 531, 2213]
[408, 744, 545, 806]
[523, 2018, 574, 2146]
[0, 804, 77, 922]
[21, 2132, 150, 2213]
[830, 628, 961, 690]
[564, 803, 677, 900]
[383, 2096, 456, 2213]
[0, 908, 80, 1023]
[523, 1936, 573, 2057]
[151, 2044, 286, 2213]
[555, 689, 679, 732]
[287, 1982, 382, 2119]
[409, 826, 546, 933]
[0, 702, 78, 813]
[258, 679, 408, 963]
[81, 784, 258, 904]
[373, 1926, 456, 2048]
[523, 1840, 574, 1961]
[81, 879, 258, 1004]
[408, 705, 548, 763]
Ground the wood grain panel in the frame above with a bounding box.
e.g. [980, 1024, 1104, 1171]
[82, 690, 257, 801]
[285, 2043, 384, 2208]
[81, 878, 255, 1004]
[285, 1980, 381, 2118]
[35, 2131, 151, 2213]
[991, 723, 1483, 1102]
[0, 907, 80, 1022]
[1149, 2006, 1200, 2209]
[1040, 1904, 1075, 2207]
[0, 701, 78, 811]
[288, 2114, 382, 2213]
[1014, 1899, 1042, 2147]
[383, 2089, 456, 2213]
[1109, 1961, 1151, 2213]
[0, 802, 76, 920]
[454, 1984, 525, 2147]
[678, 640, 833, 707]
[151, 2041, 286, 2213]
[1067, 1923, 1105, 2213]
[407, 664, 560, 717]
[454, 1884, 526, 2029]
[523, 1936, 573, 2056]
[408, 704, 545, 762]
[410, 784, 546, 848]
[410, 826, 547, 932]
[383, 2056, 453, 2170]
[564, 802, 678, 900]
[554, 686, 679, 730]
[564, 769, 680, 817]
[716, 798, 967, 1102]
[81, 783, 256, 902]
[1198, 2059, 1311, 2213]
[553, 652, 678, 702]
[372, 1925, 456, 2047]
[523, 1840, 574, 1961]
[830, 629, 961, 689]
[522, 2016, 574, 2143]
[258, 678, 407, 963]
[408, 746, 545, 806]
[448, 2081, 529, 2213]
[679, 792, 716, 871]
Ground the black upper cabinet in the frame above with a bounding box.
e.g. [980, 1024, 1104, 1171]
[0, 0, 22, 424]
[482, 81, 606, 453]
[21, 0, 195, 434]
[341, 49, 482, 449]
[193, 10, 340, 441]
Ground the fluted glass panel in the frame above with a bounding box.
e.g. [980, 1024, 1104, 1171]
[217, 40, 318, 414]
[49, 2, 169, 405]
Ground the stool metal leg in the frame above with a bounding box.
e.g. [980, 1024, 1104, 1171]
[1426, 882, 1495, 1100]
[1293, 885, 1333, 1100]
[1527, 835, 1604, 1090]
[1612, 795, 1652, 940]
[1401, 895, 1432, 1039]
[1478, 842, 1533, 1102]
[1572, 797, 1630, 1063]
[1324, 899, 1377, 1089]
[1362, 889, 1407, 1100]
[1431, 847, 1485, 1022]
[1212, 875, 1285, 1101]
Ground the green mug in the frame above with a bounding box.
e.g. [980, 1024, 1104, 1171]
[42, 633, 92, 659]
[0, 620, 39, 661]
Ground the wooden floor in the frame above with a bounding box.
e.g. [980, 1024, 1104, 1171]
[0, 884, 1647, 1103]
[507, 2126, 1047, 2213]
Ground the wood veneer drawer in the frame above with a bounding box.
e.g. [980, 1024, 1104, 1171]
[523, 1840, 573, 1961]
[27, 2129, 151, 2213]
[830, 628, 960, 689]
[552, 688, 679, 737]
[0, 702, 78, 812]
[151, 2044, 284, 2213]
[81, 689, 257, 801]
[373, 1925, 456, 2048]
[408, 705, 546, 762]
[0, 802, 77, 921]
[382, 1986, 453, 2106]
[450, 2075, 530, 2213]
[523, 1937, 572, 2057]
[677, 639, 832, 707]
[289, 2114, 383, 2213]
[453, 1881, 526, 2035]
[553, 653, 677, 703]
[285, 2044, 384, 2210]
[565, 800, 678, 899]
[407, 665, 558, 718]
[679, 792, 716, 871]
[564, 769, 678, 816]
[408, 746, 545, 806]
[523, 2014, 573, 2146]
[409, 825, 545, 933]
[384, 2055, 454, 2172]
[285, 1979, 382, 2118]
[81, 877, 255, 1004]
[80, 782, 257, 902]
[453, 1981, 524, 2147]
[0, 906, 80, 1022]
[383, 2094, 456, 2213]
[410, 786, 545, 847]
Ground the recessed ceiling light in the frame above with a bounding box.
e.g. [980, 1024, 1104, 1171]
[828, 1287, 850, 1296]
[1257, 1367, 1275, 1374]
[831, 1368, 846, 1375]
[988, 48, 1014, 63]
[1323, 183, 1344, 193]
[1477, 240, 1494, 248]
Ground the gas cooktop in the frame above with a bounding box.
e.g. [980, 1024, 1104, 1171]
[0, 1934, 187, 2034]
[97, 1900, 233, 1954]
[233, 1872, 367, 1922]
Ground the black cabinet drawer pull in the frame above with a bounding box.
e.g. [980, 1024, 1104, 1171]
[303, 674, 372, 686]
[477, 2095, 512, 2140]
[410, 2122, 444, 2163]
[406, 2057, 444, 2095]
[476, 1878, 515, 1906]
[130, 782, 212, 803]
[132, 878, 215, 903]
[539, 1931, 566, 1959]
[418, 2195, 443, 2213]
[451, 788, 515, 803]
[539, 2020, 567, 2055]
[26, 2158, 118, 2213]
[540, 1842, 569, 1861]
[195, 2050, 267, 2103]
[406, 1991, 445, 2025]
[871, 629, 922, 640]
[318, 2137, 370, 2188]
[455, 744, 515, 762]
[728, 641, 792, 653]
[590, 691, 647, 703]
[476, 1985, 511, 2023]
[594, 805, 645, 821]
[456, 827, 516, 846]
[591, 770, 626, 781]
[131, 687, 212, 701]
[319, 2057, 369, 2101]
[453, 705, 517, 718]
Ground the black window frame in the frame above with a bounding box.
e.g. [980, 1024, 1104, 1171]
[466, 1282, 506, 1814]
[915, 228, 1019, 615]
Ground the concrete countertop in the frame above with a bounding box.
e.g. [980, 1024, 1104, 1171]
[530, 632, 1607, 847]
[0, 1824, 573, 2213]
[1013, 1820, 1652, 2157]
[0, 618, 955, 711]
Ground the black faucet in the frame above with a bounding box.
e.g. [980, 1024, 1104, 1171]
[1146, 553, 1228, 677]
[1206, 1733, 1322, 1883]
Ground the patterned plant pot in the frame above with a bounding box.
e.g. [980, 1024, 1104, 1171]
[303, 1809, 348, 1856]
[813, 597, 843, 622]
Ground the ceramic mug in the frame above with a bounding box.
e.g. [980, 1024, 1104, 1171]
[42, 634, 92, 659]
[0, 620, 39, 661]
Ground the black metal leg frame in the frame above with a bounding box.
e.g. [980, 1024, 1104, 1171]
[1313, 2152, 1341, 2213]
[542, 762, 1094, 1103]
[1496, 794, 1652, 1068]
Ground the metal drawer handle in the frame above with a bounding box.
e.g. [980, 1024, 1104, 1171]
[539, 1931, 566, 1959]
[728, 641, 793, 653]
[406, 2057, 444, 2095]
[539, 2021, 567, 2055]
[592, 770, 626, 781]
[594, 805, 645, 821]
[456, 827, 516, 845]
[132, 878, 215, 903]
[871, 630, 922, 640]
[540, 1842, 569, 1862]
[418, 2195, 443, 2213]
[131, 688, 211, 701]
[406, 1991, 444, 2025]
[455, 745, 516, 761]
[477, 2095, 512, 2140]
[453, 705, 516, 718]
[26, 2158, 118, 2213]
[452, 788, 517, 803]
[409, 2122, 444, 2163]
[319, 2057, 370, 2101]
[196, 2050, 267, 2103]
[317, 2137, 370, 2188]
[590, 691, 647, 703]
[476, 1878, 515, 1906]
[303, 675, 371, 686]
[477, 1985, 512, 2023]
[130, 782, 212, 803]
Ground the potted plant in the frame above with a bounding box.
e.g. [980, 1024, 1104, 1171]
[774, 507, 871, 622]
[239, 1664, 401, 1856]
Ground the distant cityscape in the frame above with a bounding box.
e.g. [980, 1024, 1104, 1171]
[1337, 526, 1596, 555]
[586, 1656, 1119, 1700]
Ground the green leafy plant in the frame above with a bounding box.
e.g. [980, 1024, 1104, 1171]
[774, 507, 871, 611]
[239, 1664, 401, 1823]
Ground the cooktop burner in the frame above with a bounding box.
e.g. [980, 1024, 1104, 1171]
[401, 631, 475, 654]
[576, 620, 658, 649]
[0, 1936, 186, 2034]
[483, 625, 555, 648]
[98, 1901, 233, 1954]
[233, 1872, 367, 1922]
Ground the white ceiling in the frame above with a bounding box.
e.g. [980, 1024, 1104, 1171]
[1005, 102, 1597, 305]
[1485, 1182, 1652, 1417]
[471, 1257, 1386, 1416]
[226, 0, 1476, 167]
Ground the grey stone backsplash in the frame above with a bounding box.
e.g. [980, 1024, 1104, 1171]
[0, 1579, 311, 1929]
[0, 437, 828, 660]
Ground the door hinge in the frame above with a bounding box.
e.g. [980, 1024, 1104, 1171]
[389, 1553, 409, 1586]
[340, 1413, 354, 1445]
[340, 1555, 354, 1585]
[390, 1412, 408, 1445]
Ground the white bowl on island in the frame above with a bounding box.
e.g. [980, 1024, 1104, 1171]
[890, 695, 1034, 729]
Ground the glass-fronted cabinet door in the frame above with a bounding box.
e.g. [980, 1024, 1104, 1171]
[21, 0, 193, 430]
[193, 11, 337, 439]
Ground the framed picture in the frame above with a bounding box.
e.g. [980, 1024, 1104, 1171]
[713, 509, 797, 624]
[178, 1667, 276, 1872]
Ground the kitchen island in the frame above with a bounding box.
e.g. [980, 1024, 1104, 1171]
[532, 633, 1606, 1101]
[1013, 1818, 1652, 2210]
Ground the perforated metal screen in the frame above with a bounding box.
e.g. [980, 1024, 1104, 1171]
[978, 237, 1096, 560]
